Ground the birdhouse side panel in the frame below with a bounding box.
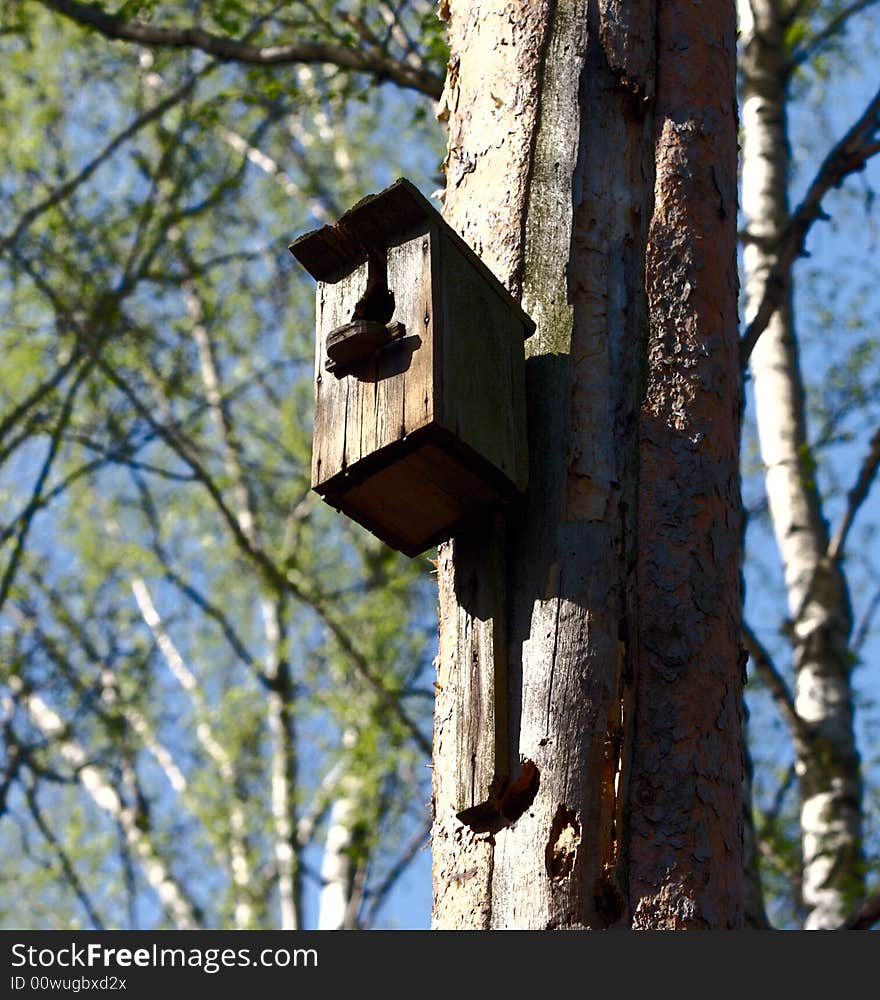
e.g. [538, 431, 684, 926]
[436, 234, 528, 493]
[311, 261, 369, 490]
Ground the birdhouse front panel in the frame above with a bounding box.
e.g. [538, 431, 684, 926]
[310, 225, 436, 493]
[291, 179, 533, 557]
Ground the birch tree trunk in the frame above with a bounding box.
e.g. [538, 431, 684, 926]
[738, 0, 863, 929]
[432, 0, 743, 929]
[317, 730, 367, 930]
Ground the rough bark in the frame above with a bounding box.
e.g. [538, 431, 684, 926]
[433, 0, 743, 929]
[433, 0, 553, 928]
[629, 0, 743, 928]
[738, 0, 863, 929]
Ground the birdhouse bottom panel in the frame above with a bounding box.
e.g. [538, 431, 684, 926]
[316, 432, 518, 557]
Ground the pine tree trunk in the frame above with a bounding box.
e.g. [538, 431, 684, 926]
[738, 0, 863, 929]
[432, 0, 743, 929]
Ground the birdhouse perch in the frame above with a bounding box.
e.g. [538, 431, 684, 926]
[290, 178, 534, 557]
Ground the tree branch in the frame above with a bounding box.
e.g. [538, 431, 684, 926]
[763, 762, 798, 831]
[37, 0, 444, 97]
[96, 354, 432, 758]
[15, 599, 188, 800]
[0, 72, 202, 254]
[827, 425, 880, 562]
[740, 85, 880, 366]
[0, 359, 92, 616]
[156, 558, 259, 674]
[853, 583, 880, 653]
[24, 779, 106, 929]
[12, 682, 201, 928]
[363, 819, 431, 926]
[838, 890, 880, 929]
[743, 622, 809, 745]
[0, 714, 26, 820]
[0, 355, 81, 452]
[12, 263, 431, 771]
[790, 0, 880, 68]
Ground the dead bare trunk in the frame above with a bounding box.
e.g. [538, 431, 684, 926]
[738, 0, 863, 929]
[432, 0, 743, 929]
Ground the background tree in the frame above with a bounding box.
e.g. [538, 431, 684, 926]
[0, 0, 444, 930]
[738, 0, 880, 929]
[1, 0, 879, 930]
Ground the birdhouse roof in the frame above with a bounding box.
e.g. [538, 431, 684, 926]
[290, 178, 535, 337]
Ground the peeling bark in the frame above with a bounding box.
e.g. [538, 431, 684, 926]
[433, 0, 743, 929]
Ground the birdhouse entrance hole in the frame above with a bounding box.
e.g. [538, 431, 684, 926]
[325, 253, 403, 374]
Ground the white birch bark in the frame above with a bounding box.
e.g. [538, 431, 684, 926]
[259, 597, 300, 931]
[183, 272, 301, 930]
[316, 748, 365, 931]
[739, 0, 863, 928]
[98, 665, 186, 795]
[129, 576, 254, 929]
[11, 682, 199, 929]
[317, 794, 358, 929]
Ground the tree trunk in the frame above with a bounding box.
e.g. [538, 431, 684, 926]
[743, 709, 771, 927]
[317, 791, 360, 929]
[317, 730, 367, 930]
[432, 0, 743, 929]
[738, 0, 863, 929]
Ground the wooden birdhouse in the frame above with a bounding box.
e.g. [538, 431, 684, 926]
[290, 179, 534, 557]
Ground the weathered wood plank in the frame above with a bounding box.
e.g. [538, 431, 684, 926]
[446, 512, 509, 823]
[312, 262, 369, 489]
[388, 231, 435, 437]
[310, 201, 526, 560]
[437, 233, 527, 491]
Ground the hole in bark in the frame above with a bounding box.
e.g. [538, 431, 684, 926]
[545, 805, 580, 882]
[594, 872, 626, 925]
